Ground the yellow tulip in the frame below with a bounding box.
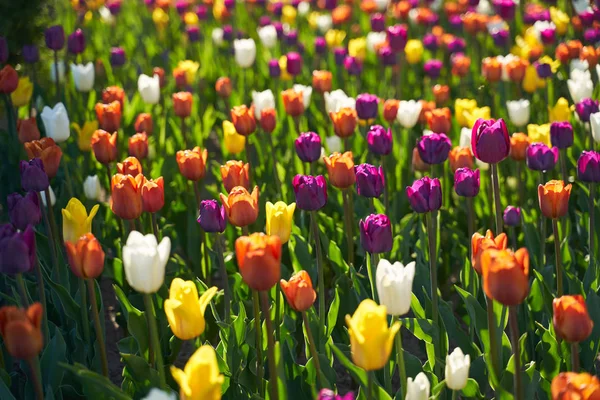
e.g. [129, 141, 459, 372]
[348, 37, 367, 61]
[86, 0, 105, 10]
[455, 99, 478, 127]
[282, 5, 297, 25]
[62, 198, 99, 244]
[72, 120, 99, 152]
[266, 201, 296, 244]
[464, 106, 491, 129]
[171, 345, 224, 400]
[278, 56, 293, 81]
[184, 12, 199, 26]
[223, 120, 246, 154]
[345, 299, 400, 371]
[549, 97, 571, 122]
[164, 279, 217, 340]
[527, 124, 551, 147]
[325, 29, 346, 49]
[524, 27, 540, 47]
[550, 7, 569, 35]
[538, 56, 560, 74]
[522, 65, 546, 94]
[404, 40, 424, 64]
[308, 12, 320, 30]
[152, 7, 169, 32]
[213, 0, 227, 22]
[177, 60, 200, 84]
[11, 77, 33, 108]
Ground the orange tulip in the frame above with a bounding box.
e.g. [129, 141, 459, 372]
[95, 100, 122, 133]
[220, 186, 259, 227]
[419, 100, 436, 124]
[176, 147, 208, 181]
[471, 230, 508, 275]
[280, 270, 316, 312]
[128, 133, 149, 160]
[538, 180, 571, 219]
[312, 70, 333, 93]
[282, 89, 305, 118]
[102, 86, 125, 109]
[324, 152, 356, 189]
[231, 105, 257, 136]
[235, 233, 281, 291]
[510, 132, 531, 161]
[506, 59, 528, 82]
[448, 146, 473, 172]
[216, 77, 232, 98]
[24, 137, 62, 179]
[17, 117, 41, 144]
[482, 57, 502, 83]
[432, 85, 450, 106]
[462, 12, 487, 34]
[91, 130, 118, 165]
[134, 113, 153, 135]
[330, 107, 357, 138]
[0, 65, 18, 94]
[153, 67, 166, 88]
[412, 147, 430, 172]
[555, 43, 570, 64]
[426, 107, 452, 133]
[0, 303, 43, 360]
[481, 248, 529, 306]
[141, 176, 165, 213]
[567, 40, 583, 59]
[65, 233, 105, 279]
[260, 108, 277, 134]
[553, 295, 594, 343]
[393, 1, 411, 19]
[451, 54, 471, 77]
[173, 67, 187, 88]
[117, 156, 143, 177]
[221, 160, 250, 193]
[551, 372, 600, 399]
[332, 5, 352, 24]
[110, 173, 143, 220]
[383, 99, 399, 125]
[173, 92, 193, 118]
[580, 46, 599, 68]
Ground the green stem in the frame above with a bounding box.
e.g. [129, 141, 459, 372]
[393, 317, 407, 400]
[552, 219, 563, 296]
[245, 135, 252, 187]
[302, 311, 322, 388]
[252, 290, 264, 396]
[539, 172, 546, 269]
[382, 155, 389, 216]
[260, 291, 279, 400]
[367, 370, 375, 400]
[79, 279, 91, 351]
[467, 197, 476, 307]
[560, 149, 568, 183]
[342, 189, 355, 266]
[151, 212, 160, 240]
[215, 233, 230, 324]
[452, 389, 458, 400]
[267, 134, 283, 200]
[571, 342, 580, 372]
[590, 183, 596, 273]
[201, 229, 211, 286]
[37, 192, 60, 285]
[143, 293, 165, 388]
[491, 163, 503, 233]
[62, 157, 74, 198]
[27, 358, 44, 400]
[486, 295, 500, 383]
[275, 284, 281, 342]
[181, 117, 189, 149]
[426, 212, 440, 375]
[509, 306, 522, 400]
[366, 252, 377, 302]
[88, 279, 109, 378]
[15, 273, 29, 307]
[310, 211, 326, 329]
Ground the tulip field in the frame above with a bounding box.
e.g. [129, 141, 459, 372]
[2, 0, 600, 399]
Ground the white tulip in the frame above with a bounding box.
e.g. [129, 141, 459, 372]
[99, 6, 116, 25]
[570, 59, 589, 73]
[367, 32, 387, 53]
[39, 186, 56, 207]
[293, 84, 312, 108]
[84, 175, 102, 201]
[374, 0, 390, 11]
[142, 388, 177, 400]
[234, 39, 257, 68]
[477, 0, 493, 15]
[486, 19, 507, 34]
[123, 231, 171, 294]
[596, 64, 600, 82]
[590, 112, 600, 143]
[324, 89, 355, 114]
[459, 127, 472, 149]
[376, 259, 415, 316]
[137, 74, 160, 105]
[50, 60, 65, 83]
[573, 0, 592, 14]
[317, 15, 333, 33]
[212, 28, 224, 46]
[257, 25, 278, 49]
[445, 348, 471, 391]
[297, 1, 310, 16]
[497, 54, 519, 82]
[532, 21, 555, 41]
[325, 136, 342, 153]
[70, 63, 95, 92]
[41, 102, 70, 143]
[252, 89, 276, 120]
[396, 100, 422, 129]
[568, 77, 594, 104]
[571, 68, 591, 81]
[406, 373, 430, 400]
[506, 99, 530, 127]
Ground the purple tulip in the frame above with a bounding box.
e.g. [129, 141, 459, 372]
[578, 151, 600, 182]
[273, 1, 284, 16]
[355, 164, 385, 198]
[471, 118, 510, 164]
[7, 192, 41, 231]
[195, 5, 208, 20]
[67, 29, 86, 55]
[110, 47, 126, 67]
[423, 34, 438, 51]
[535, 61, 552, 79]
[524, 8, 550, 24]
[20, 159, 49, 192]
[197, 200, 227, 232]
[447, 38, 466, 54]
[344, 56, 362, 76]
[503, 206, 521, 227]
[223, 25, 234, 42]
[540, 29, 556, 45]
[367, 125, 392, 156]
[359, 214, 392, 254]
[324, 0, 337, 10]
[286, 52, 302, 76]
[186, 26, 201, 42]
[449, 15, 463, 30]
[387, 25, 408, 52]
[334, 47, 347, 66]
[0, 37, 7, 64]
[550, 122, 574, 149]
[315, 37, 327, 54]
[273, 22, 284, 39]
[417, 133, 452, 165]
[0, 224, 36, 275]
[576, 98, 599, 122]
[268, 59, 281, 78]
[580, 10, 595, 26]
[355, 93, 379, 120]
[379, 46, 396, 66]
[406, 176, 442, 213]
[493, 0, 516, 20]
[371, 13, 386, 32]
[295, 132, 322, 163]
[108, 0, 122, 14]
[526, 143, 559, 171]
[423, 59, 443, 79]
[584, 28, 599, 44]
[45, 25, 65, 51]
[318, 389, 355, 400]
[285, 30, 299, 46]
[454, 168, 480, 197]
[292, 175, 327, 211]
[224, 0, 235, 10]
[491, 29, 509, 47]
[259, 16, 271, 27]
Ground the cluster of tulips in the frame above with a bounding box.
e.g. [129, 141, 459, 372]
[1, 0, 600, 399]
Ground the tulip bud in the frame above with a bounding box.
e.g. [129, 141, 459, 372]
[575, 98, 599, 122]
[292, 175, 327, 211]
[355, 164, 384, 198]
[448, 146, 473, 172]
[471, 118, 510, 164]
[102, 86, 125, 109]
[266, 201, 296, 244]
[24, 137, 63, 179]
[509, 132, 531, 161]
[95, 101, 122, 133]
[110, 47, 126, 67]
[538, 180, 571, 219]
[138, 74, 160, 105]
[128, 133, 149, 160]
[376, 259, 415, 316]
[223, 120, 246, 154]
[454, 168, 480, 197]
[406, 176, 442, 213]
[268, 59, 281, 78]
[91, 130, 118, 165]
[550, 121, 573, 149]
[280, 270, 316, 312]
[173, 92, 193, 119]
[295, 132, 322, 163]
[0, 224, 36, 275]
[176, 147, 208, 181]
[445, 348, 470, 391]
[134, 113, 153, 135]
[503, 206, 521, 227]
[221, 160, 250, 193]
[170, 345, 224, 399]
[360, 214, 392, 254]
[17, 117, 40, 144]
[367, 125, 392, 156]
[423, 59, 443, 79]
[235, 233, 281, 291]
[110, 174, 143, 220]
[432, 84, 450, 105]
[506, 99, 531, 127]
[197, 200, 227, 233]
[330, 107, 357, 138]
[0, 303, 43, 360]
[355, 93, 379, 120]
[396, 100, 422, 129]
[387, 24, 408, 52]
[165, 278, 218, 340]
[324, 152, 356, 189]
[577, 150, 600, 182]
[220, 186, 259, 227]
[286, 52, 302, 76]
[45, 25, 65, 50]
[406, 373, 431, 400]
[526, 143, 559, 172]
[216, 77, 232, 98]
[551, 372, 600, 399]
[7, 192, 41, 231]
[0, 66, 18, 94]
[84, 175, 103, 201]
[481, 248, 529, 305]
[281, 89, 305, 117]
[382, 100, 399, 125]
[117, 156, 143, 177]
[260, 108, 277, 133]
[141, 176, 165, 213]
[65, 233, 105, 279]
[231, 105, 257, 136]
[417, 133, 452, 165]
[67, 29, 85, 55]
[312, 70, 333, 93]
[553, 295, 594, 343]
[317, 389, 354, 400]
[123, 231, 171, 294]
[20, 159, 49, 192]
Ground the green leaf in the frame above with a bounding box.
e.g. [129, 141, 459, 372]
[534, 322, 561, 381]
[0, 375, 15, 400]
[326, 288, 340, 338]
[41, 329, 67, 394]
[114, 285, 150, 359]
[121, 354, 160, 393]
[61, 363, 131, 400]
[461, 378, 481, 397]
[329, 342, 367, 387]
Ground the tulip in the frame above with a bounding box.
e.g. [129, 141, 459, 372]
[292, 175, 327, 211]
[257, 25, 277, 49]
[551, 372, 600, 399]
[137, 74, 160, 105]
[129, 133, 149, 160]
[527, 123, 551, 147]
[220, 186, 259, 227]
[382, 100, 399, 125]
[0, 303, 43, 360]
[176, 147, 208, 181]
[503, 206, 521, 227]
[454, 168, 480, 197]
[482, 57, 502, 82]
[123, 231, 170, 294]
[223, 121, 246, 154]
[24, 138, 63, 179]
[425, 108, 451, 134]
[481, 248, 529, 306]
[215, 77, 232, 98]
[348, 37, 367, 61]
[103, 86, 125, 109]
[0, 224, 36, 275]
[95, 101, 121, 133]
[355, 93, 379, 120]
[235, 233, 281, 291]
[7, 192, 41, 231]
[70, 63, 95, 92]
[11, 77, 33, 107]
[423, 60, 442, 79]
[22, 44, 39, 64]
[110, 47, 126, 67]
[396, 100, 422, 129]
[549, 121, 573, 149]
[387, 24, 408, 52]
[355, 164, 384, 198]
[286, 52, 302, 76]
[506, 99, 531, 127]
[330, 108, 357, 138]
[376, 259, 415, 316]
[568, 76, 593, 104]
[471, 230, 508, 275]
[345, 299, 400, 371]
[367, 125, 392, 156]
[471, 118, 510, 164]
[281, 89, 305, 118]
[591, 112, 600, 144]
[45, 25, 65, 50]
[406, 177, 442, 213]
[417, 133, 451, 165]
[117, 156, 143, 177]
[171, 345, 224, 400]
[312, 71, 332, 94]
[359, 214, 392, 254]
[455, 99, 477, 128]
[445, 348, 470, 391]
[526, 143, 559, 172]
[221, 160, 250, 192]
[449, 146, 473, 172]
[141, 176, 165, 213]
[71, 120, 98, 152]
[317, 389, 354, 400]
[510, 133, 531, 161]
[295, 132, 322, 163]
[252, 90, 275, 120]
[91, 130, 118, 165]
[20, 159, 49, 192]
[406, 373, 430, 400]
[234, 39, 256, 68]
[324, 152, 356, 189]
[62, 198, 99, 244]
[164, 279, 217, 340]
[173, 92, 193, 119]
[266, 201, 296, 244]
[578, 151, 600, 182]
[197, 200, 227, 233]
[280, 270, 316, 312]
[549, 97, 571, 122]
[577, 99, 599, 123]
[111, 174, 143, 220]
[41, 102, 70, 143]
[84, 175, 103, 201]
[538, 180, 571, 219]
[67, 29, 85, 54]
[324, 89, 355, 114]
[553, 295, 593, 343]
[17, 117, 40, 144]
[0, 66, 18, 94]
[65, 233, 105, 279]
[230, 105, 256, 136]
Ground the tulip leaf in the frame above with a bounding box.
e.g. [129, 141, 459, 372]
[114, 286, 150, 360]
[329, 342, 367, 387]
[326, 288, 340, 338]
[121, 354, 160, 393]
[0, 375, 15, 400]
[41, 329, 66, 394]
[581, 290, 600, 371]
[60, 363, 131, 400]
[534, 322, 561, 381]
[45, 273, 81, 334]
[461, 378, 482, 398]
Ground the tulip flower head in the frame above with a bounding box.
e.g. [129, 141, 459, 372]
[282, 88, 305, 117]
[91, 130, 118, 165]
[509, 132, 531, 161]
[330, 107, 358, 138]
[235, 233, 282, 291]
[481, 248, 529, 305]
[135, 113, 153, 135]
[359, 214, 392, 254]
[538, 180, 571, 219]
[295, 132, 322, 163]
[312, 70, 333, 93]
[231, 105, 257, 136]
[445, 348, 471, 391]
[117, 156, 143, 177]
[219, 186, 259, 227]
[417, 133, 452, 165]
[471, 118, 510, 164]
[221, 160, 250, 193]
[138, 73, 161, 105]
[318, 389, 355, 400]
[95, 100, 122, 133]
[65, 233, 105, 279]
[396, 100, 422, 129]
[553, 295, 594, 343]
[62, 198, 100, 244]
[448, 146, 473, 172]
[223, 120, 246, 154]
[280, 270, 316, 312]
[129, 132, 149, 160]
[251, 89, 275, 120]
[576, 98, 599, 123]
[367, 125, 392, 156]
[549, 97, 571, 122]
[266, 201, 296, 244]
[406, 372, 430, 400]
[123, 231, 171, 294]
[506, 99, 531, 127]
[24, 137, 63, 179]
[551, 372, 600, 400]
[406, 176, 442, 213]
[71, 120, 99, 152]
[173, 92, 193, 119]
[215, 77, 232, 98]
[171, 345, 224, 400]
[20, 159, 49, 192]
[197, 200, 227, 233]
[110, 174, 143, 220]
[549, 121, 573, 149]
[11, 77, 34, 107]
[176, 147, 208, 181]
[355, 164, 384, 198]
[382, 100, 400, 125]
[577, 151, 600, 182]
[41, 103, 71, 143]
[292, 175, 327, 211]
[376, 259, 415, 316]
[71, 63, 95, 92]
[234, 38, 257, 68]
[426, 108, 452, 134]
[141, 176, 165, 213]
[526, 143, 559, 172]
[165, 279, 218, 340]
[324, 152, 356, 189]
[0, 303, 43, 360]
[17, 117, 41, 144]
[7, 192, 41, 231]
[0, 66, 18, 94]
[503, 206, 521, 227]
[355, 93, 379, 121]
[454, 168, 480, 197]
[0, 224, 36, 275]
[259, 107, 276, 133]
